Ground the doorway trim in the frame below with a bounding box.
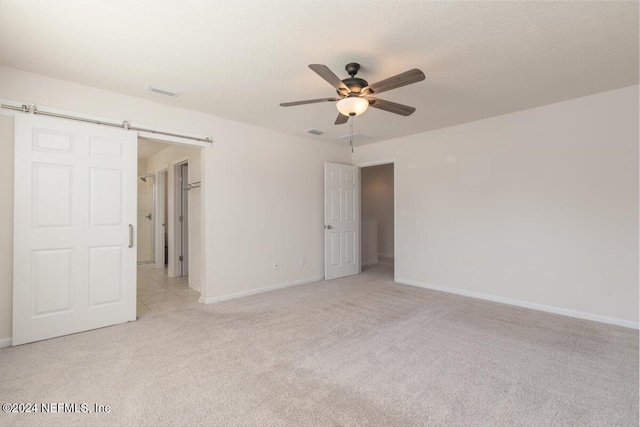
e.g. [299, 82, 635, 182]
[354, 158, 397, 282]
[164, 155, 189, 278]
[173, 159, 189, 278]
[154, 168, 168, 270]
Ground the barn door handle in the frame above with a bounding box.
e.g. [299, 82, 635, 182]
[128, 224, 134, 248]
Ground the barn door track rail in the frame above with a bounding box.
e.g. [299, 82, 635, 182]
[1, 103, 212, 144]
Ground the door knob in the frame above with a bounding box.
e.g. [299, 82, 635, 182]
[326, 225, 333, 229]
[145, 213, 152, 220]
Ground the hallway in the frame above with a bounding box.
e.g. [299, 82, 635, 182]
[136, 264, 200, 316]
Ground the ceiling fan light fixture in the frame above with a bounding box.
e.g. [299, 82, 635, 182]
[336, 97, 369, 117]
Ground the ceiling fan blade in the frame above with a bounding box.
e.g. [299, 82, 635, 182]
[367, 97, 416, 116]
[335, 113, 349, 125]
[280, 97, 340, 107]
[309, 64, 350, 93]
[363, 69, 425, 95]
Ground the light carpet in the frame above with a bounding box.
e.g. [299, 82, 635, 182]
[0, 264, 637, 426]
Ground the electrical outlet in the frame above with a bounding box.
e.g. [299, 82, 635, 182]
[273, 262, 279, 270]
[299, 257, 305, 267]
[468, 266, 476, 277]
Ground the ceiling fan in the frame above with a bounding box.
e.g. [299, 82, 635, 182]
[280, 63, 425, 125]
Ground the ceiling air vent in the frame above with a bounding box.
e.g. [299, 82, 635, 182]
[306, 128, 323, 136]
[146, 84, 182, 97]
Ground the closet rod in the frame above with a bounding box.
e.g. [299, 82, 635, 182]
[1, 103, 212, 144]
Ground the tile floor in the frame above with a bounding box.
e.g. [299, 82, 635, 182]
[136, 263, 200, 317]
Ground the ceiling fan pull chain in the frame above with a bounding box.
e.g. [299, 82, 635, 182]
[350, 116, 354, 153]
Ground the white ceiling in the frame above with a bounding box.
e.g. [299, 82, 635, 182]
[138, 137, 171, 160]
[0, 1, 637, 145]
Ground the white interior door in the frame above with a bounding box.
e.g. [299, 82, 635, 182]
[13, 114, 137, 345]
[324, 162, 360, 280]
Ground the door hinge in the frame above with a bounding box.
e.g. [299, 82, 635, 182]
[179, 215, 183, 222]
[179, 255, 183, 262]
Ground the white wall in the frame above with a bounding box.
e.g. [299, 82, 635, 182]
[0, 66, 351, 342]
[361, 163, 394, 258]
[353, 86, 639, 327]
[137, 159, 147, 173]
[0, 115, 14, 343]
[144, 143, 203, 288]
[205, 130, 350, 299]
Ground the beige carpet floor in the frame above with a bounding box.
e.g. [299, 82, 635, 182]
[0, 264, 637, 426]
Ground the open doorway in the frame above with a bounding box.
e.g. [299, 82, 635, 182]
[137, 138, 170, 268]
[136, 137, 202, 316]
[360, 163, 395, 273]
[137, 174, 155, 264]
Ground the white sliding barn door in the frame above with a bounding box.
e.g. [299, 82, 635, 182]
[13, 115, 137, 345]
[324, 162, 360, 280]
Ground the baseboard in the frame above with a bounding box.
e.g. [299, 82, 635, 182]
[188, 281, 199, 292]
[201, 276, 324, 304]
[378, 253, 395, 259]
[0, 337, 12, 348]
[395, 278, 639, 330]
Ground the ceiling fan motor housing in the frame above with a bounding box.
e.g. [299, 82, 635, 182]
[345, 62, 360, 76]
[341, 77, 369, 94]
[339, 63, 368, 94]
